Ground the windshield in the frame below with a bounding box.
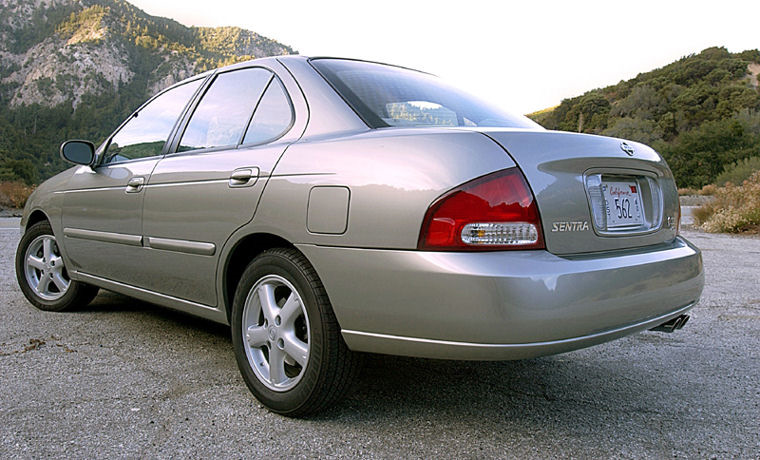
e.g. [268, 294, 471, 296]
[310, 58, 542, 130]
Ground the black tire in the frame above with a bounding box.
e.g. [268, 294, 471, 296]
[231, 247, 361, 416]
[15, 221, 99, 312]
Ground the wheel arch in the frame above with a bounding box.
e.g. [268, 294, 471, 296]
[25, 209, 50, 230]
[222, 232, 302, 323]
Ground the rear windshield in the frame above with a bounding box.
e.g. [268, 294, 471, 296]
[310, 58, 541, 130]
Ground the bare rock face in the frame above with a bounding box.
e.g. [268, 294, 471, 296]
[146, 54, 197, 96]
[0, 0, 295, 109]
[6, 39, 134, 107]
[0, 0, 70, 34]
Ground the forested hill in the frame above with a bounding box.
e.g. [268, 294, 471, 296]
[530, 47, 760, 187]
[0, 0, 295, 184]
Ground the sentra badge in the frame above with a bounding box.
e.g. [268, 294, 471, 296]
[551, 221, 590, 232]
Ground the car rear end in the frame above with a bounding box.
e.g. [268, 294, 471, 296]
[296, 130, 703, 360]
[281, 58, 704, 360]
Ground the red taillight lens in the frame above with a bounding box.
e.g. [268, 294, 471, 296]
[418, 168, 544, 251]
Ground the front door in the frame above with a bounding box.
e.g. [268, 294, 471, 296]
[61, 78, 204, 285]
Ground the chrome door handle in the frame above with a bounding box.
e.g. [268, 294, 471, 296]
[230, 169, 252, 182]
[229, 167, 259, 188]
[126, 176, 145, 193]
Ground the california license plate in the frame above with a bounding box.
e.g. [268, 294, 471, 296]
[602, 180, 643, 228]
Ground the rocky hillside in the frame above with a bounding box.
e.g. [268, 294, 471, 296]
[530, 47, 760, 187]
[0, 0, 294, 183]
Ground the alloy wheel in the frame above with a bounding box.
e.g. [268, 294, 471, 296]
[23, 234, 70, 301]
[241, 274, 310, 391]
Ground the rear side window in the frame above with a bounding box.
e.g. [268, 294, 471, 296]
[310, 58, 542, 130]
[178, 68, 272, 152]
[103, 78, 202, 164]
[242, 78, 293, 145]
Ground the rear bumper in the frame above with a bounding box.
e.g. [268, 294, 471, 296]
[340, 302, 695, 360]
[296, 236, 704, 360]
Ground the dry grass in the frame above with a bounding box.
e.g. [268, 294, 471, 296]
[694, 171, 760, 233]
[678, 184, 717, 196]
[700, 184, 717, 196]
[0, 181, 34, 209]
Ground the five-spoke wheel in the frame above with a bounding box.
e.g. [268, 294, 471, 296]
[15, 221, 98, 311]
[231, 248, 361, 416]
[23, 234, 70, 301]
[242, 274, 310, 391]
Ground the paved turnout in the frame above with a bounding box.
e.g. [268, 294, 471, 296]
[1, 221, 758, 458]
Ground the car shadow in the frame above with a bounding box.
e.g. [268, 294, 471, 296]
[73, 290, 232, 339]
[314, 351, 682, 448]
[75, 290, 683, 437]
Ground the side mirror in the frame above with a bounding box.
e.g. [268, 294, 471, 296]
[60, 140, 95, 166]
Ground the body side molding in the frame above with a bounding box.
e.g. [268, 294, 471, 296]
[64, 228, 216, 255]
[146, 237, 216, 256]
[64, 228, 143, 246]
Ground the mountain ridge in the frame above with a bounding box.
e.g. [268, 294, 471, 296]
[0, 0, 295, 109]
[0, 0, 295, 183]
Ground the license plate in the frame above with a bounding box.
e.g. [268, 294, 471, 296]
[602, 180, 643, 228]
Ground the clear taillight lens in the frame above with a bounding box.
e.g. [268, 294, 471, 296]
[418, 168, 544, 251]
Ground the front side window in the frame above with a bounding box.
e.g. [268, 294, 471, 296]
[103, 79, 202, 164]
[178, 68, 272, 152]
[242, 78, 293, 145]
[310, 58, 542, 130]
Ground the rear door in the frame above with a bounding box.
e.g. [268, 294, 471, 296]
[138, 66, 299, 306]
[61, 78, 204, 285]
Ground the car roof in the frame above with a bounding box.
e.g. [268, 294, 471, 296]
[165, 55, 432, 93]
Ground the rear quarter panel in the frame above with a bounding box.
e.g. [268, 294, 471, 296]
[253, 128, 518, 249]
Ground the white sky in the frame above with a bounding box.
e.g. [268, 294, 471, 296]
[129, 0, 760, 114]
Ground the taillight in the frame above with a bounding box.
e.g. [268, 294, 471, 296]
[418, 168, 544, 251]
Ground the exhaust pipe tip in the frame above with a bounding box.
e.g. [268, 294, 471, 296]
[649, 314, 690, 333]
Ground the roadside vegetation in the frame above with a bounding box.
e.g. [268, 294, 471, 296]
[679, 156, 760, 234]
[0, 181, 34, 209]
[692, 171, 760, 233]
[678, 184, 717, 196]
[714, 156, 760, 185]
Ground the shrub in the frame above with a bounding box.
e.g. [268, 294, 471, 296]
[0, 181, 35, 209]
[663, 118, 759, 188]
[700, 184, 717, 196]
[0, 158, 38, 185]
[692, 204, 715, 225]
[695, 171, 760, 233]
[678, 184, 716, 196]
[714, 156, 760, 186]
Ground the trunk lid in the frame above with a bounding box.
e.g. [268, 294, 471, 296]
[479, 129, 679, 255]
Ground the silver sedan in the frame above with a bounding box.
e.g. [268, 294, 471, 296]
[15, 56, 704, 416]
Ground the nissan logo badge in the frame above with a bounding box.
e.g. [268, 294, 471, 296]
[620, 142, 635, 156]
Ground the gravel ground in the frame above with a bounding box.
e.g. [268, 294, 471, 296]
[1, 221, 758, 459]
